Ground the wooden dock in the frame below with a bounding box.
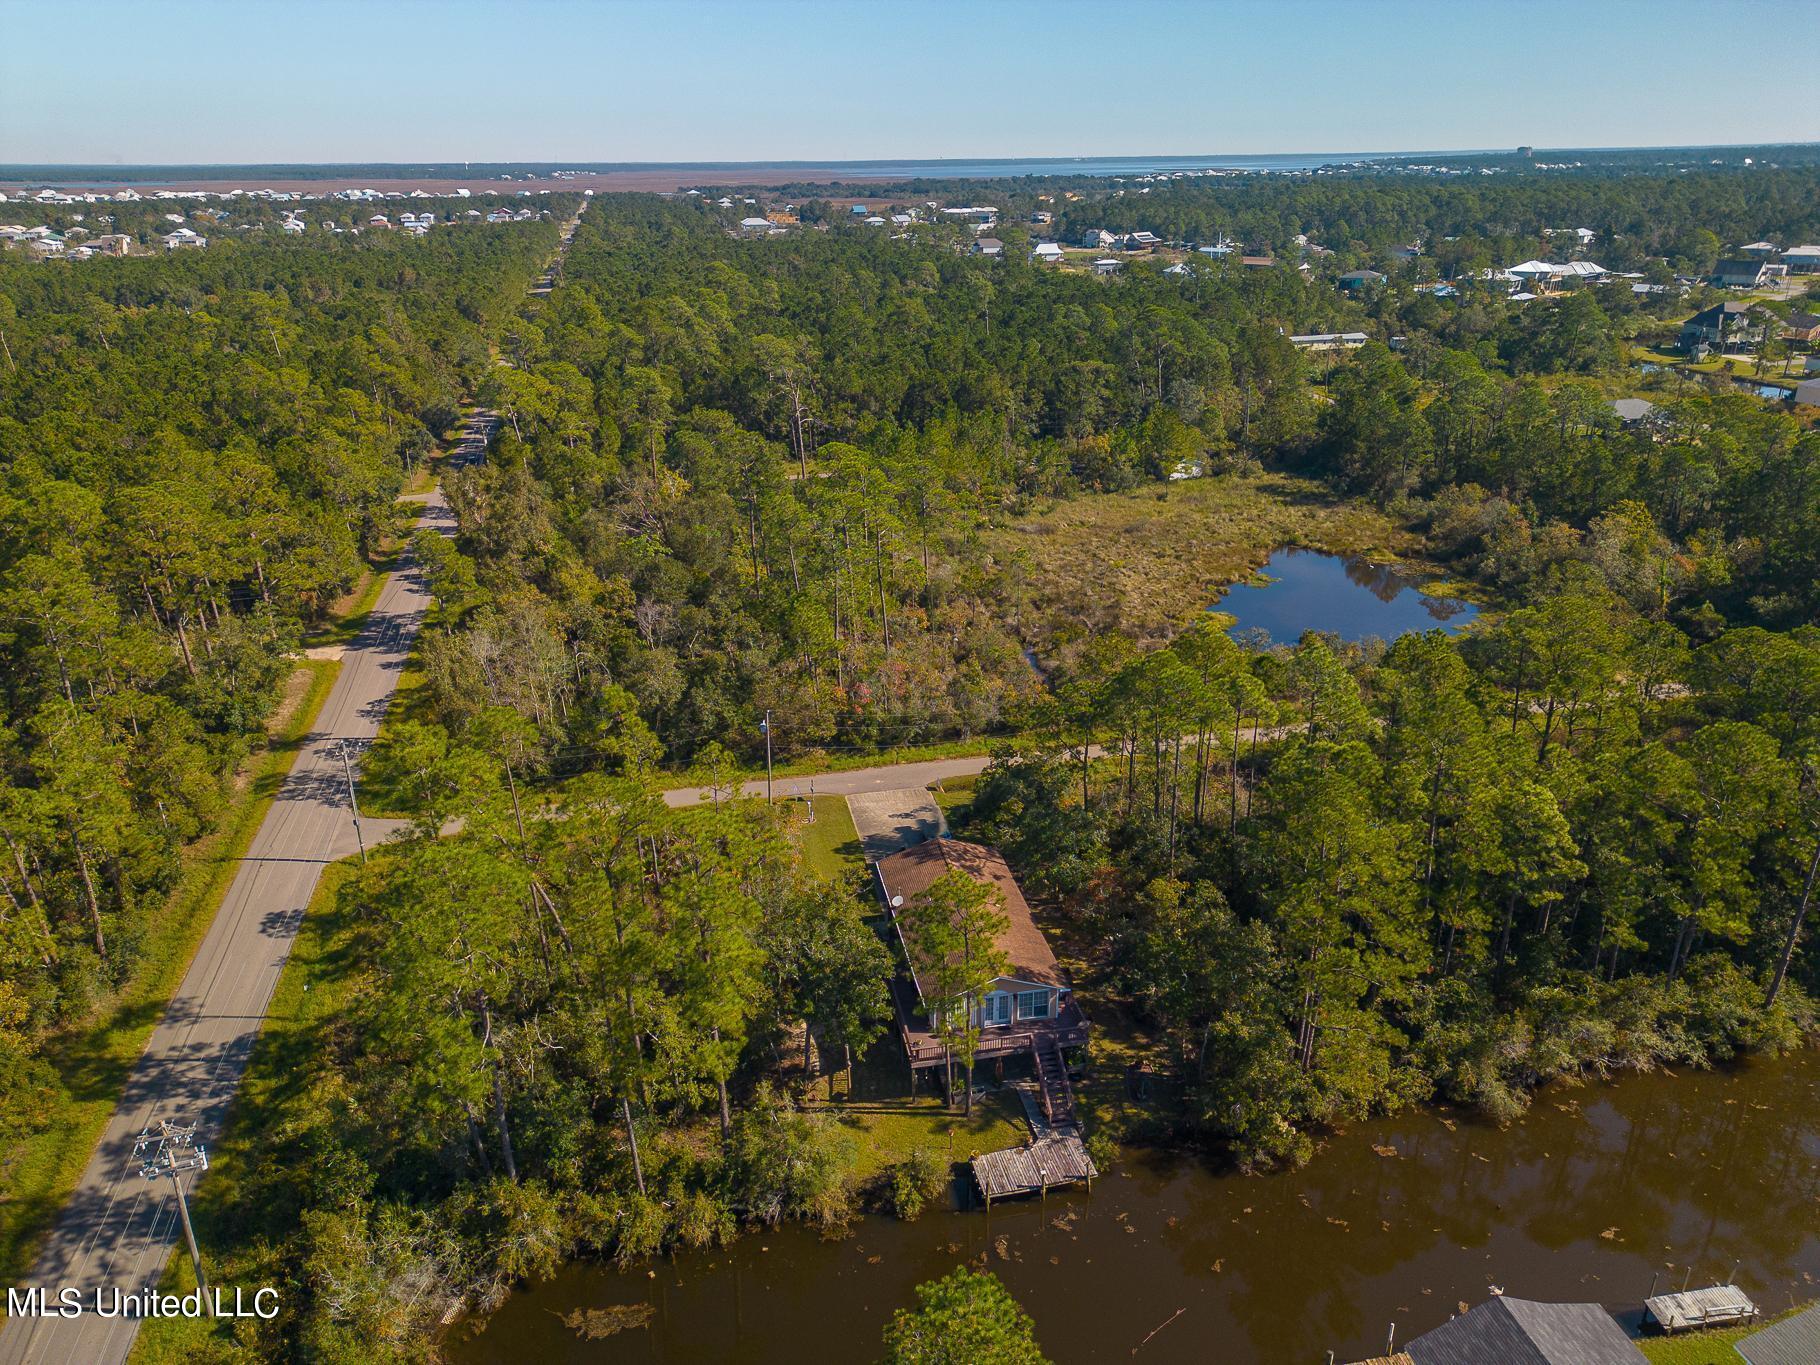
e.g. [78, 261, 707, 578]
[1644, 1283, 1757, 1333]
[972, 1132, 1097, 1206]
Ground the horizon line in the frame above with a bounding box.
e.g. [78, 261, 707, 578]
[4, 140, 1819, 173]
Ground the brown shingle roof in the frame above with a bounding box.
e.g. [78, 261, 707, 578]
[876, 839, 1064, 991]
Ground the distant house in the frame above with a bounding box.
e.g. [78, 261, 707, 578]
[1610, 397, 1662, 428]
[1739, 240, 1780, 256]
[1078, 228, 1117, 249]
[1389, 243, 1420, 261]
[849, 203, 869, 215]
[1092, 257, 1122, 275]
[1784, 244, 1820, 272]
[1031, 242, 1065, 264]
[737, 216, 776, 235]
[1682, 300, 1762, 352]
[875, 839, 1087, 1078]
[1401, 1295, 1646, 1365]
[971, 237, 1004, 258]
[161, 227, 206, 250]
[1714, 257, 1773, 288]
[890, 212, 913, 226]
[1338, 269, 1385, 291]
[1290, 332, 1368, 352]
[1777, 310, 1820, 345]
[280, 217, 306, 233]
[1196, 241, 1235, 257]
[1029, 210, 1053, 225]
[1239, 254, 1274, 269]
[1163, 261, 1193, 277]
[1505, 258, 1608, 292]
[1124, 230, 1162, 251]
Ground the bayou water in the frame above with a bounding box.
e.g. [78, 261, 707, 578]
[450, 1050, 1820, 1363]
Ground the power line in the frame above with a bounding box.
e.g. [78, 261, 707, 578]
[132, 1119, 211, 1308]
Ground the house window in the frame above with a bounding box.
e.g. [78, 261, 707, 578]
[1016, 989, 1051, 1021]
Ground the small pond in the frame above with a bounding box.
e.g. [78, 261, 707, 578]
[1212, 548, 1478, 646]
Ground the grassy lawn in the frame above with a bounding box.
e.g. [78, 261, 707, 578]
[819, 1088, 1029, 1185]
[131, 855, 372, 1365]
[350, 651, 431, 819]
[929, 774, 978, 822]
[304, 552, 396, 651]
[989, 470, 1419, 644]
[0, 657, 340, 1294]
[789, 794, 865, 884]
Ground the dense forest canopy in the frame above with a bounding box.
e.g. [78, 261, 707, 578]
[0, 213, 566, 1131]
[417, 186, 1819, 777]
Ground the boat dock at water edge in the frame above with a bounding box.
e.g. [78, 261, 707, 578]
[972, 1132, 1098, 1206]
[1644, 1282, 1757, 1333]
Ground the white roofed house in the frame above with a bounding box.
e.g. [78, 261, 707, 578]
[1290, 332, 1369, 352]
[161, 227, 206, 249]
[1078, 228, 1117, 249]
[1507, 259, 1607, 293]
[1782, 244, 1820, 272]
[1739, 240, 1779, 256]
[1031, 242, 1065, 264]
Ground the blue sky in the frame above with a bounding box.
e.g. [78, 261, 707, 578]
[3, 0, 1815, 165]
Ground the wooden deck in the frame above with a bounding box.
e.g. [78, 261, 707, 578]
[972, 1133, 1098, 1205]
[1644, 1283, 1757, 1332]
[888, 976, 1089, 1071]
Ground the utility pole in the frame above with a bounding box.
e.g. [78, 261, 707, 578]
[761, 710, 774, 804]
[339, 740, 367, 864]
[133, 1119, 210, 1309]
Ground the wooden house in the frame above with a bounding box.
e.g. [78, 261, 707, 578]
[875, 839, 1087, 1081]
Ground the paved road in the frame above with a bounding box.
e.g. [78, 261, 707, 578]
[659, 725, 1305, 811]
[0, 488, 457, 1365]
[661, 754, 995, 807]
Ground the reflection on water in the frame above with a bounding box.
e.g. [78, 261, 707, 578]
[1213, 548, 1478, 646]
[451, 1051, 1820, 1365]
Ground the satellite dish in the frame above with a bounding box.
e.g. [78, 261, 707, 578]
[890, 895, 904, 908]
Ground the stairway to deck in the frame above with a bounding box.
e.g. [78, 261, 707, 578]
[1032, 1034, 1076, 1129]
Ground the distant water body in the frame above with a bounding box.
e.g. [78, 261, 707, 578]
[0, 151, 1446, 188]
[701, 152, 1400, 177]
